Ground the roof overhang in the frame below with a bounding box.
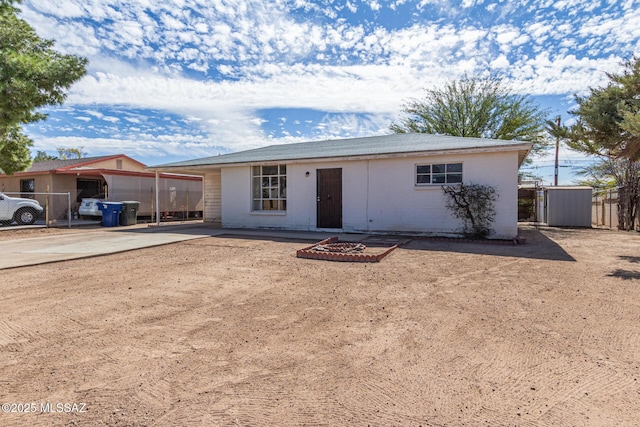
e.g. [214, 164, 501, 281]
[147, 142, 534, 174]
[55, 168, 202, 181]
[517, 146, 532, 168]
[0, 168, 202, 181]
[55, 154, 147, 171]
[0, 154, 147, 177]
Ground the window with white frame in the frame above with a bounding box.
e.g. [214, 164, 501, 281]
[416, 163, 463, 185]
[252, 165, 287, 211]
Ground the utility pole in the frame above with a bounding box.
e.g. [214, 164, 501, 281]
[554, 115, 561, 186]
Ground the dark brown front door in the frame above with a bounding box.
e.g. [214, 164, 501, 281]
[316, 168, 342, 228]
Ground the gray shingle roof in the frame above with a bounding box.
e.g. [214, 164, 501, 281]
[150, 133, 532, 169]
[25, 156, 114, 173]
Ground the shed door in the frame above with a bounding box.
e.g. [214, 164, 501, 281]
[316, 168, 342, 228]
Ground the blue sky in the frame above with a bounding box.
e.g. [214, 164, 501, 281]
[18, 0, 640, 184]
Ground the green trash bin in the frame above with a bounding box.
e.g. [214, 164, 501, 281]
[120, 201, 140, 225]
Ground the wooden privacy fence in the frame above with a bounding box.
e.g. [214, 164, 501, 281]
[592, 189, 617, 229]
[592, 189, 640, 230]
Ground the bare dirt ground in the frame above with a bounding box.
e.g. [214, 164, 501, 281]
[0, 226, 94, 242]
[1, 226, 639, 426]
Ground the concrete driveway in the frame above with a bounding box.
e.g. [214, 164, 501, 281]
[0, 224, 217, 270]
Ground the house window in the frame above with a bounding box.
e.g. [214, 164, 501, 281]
[416, 163, 463, 185]
[252, 165, 286, 211]
[20, 179, 35, 198]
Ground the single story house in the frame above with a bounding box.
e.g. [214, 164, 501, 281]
[0, 154, 203, 219]
[148, 134, 532, 239]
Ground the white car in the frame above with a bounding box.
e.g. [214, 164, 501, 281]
[78, 194, 105, 218]
[0, 193, 44, 225]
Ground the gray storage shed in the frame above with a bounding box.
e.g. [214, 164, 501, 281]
[544, 186, 593, 227]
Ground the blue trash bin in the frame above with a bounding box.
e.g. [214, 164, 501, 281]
[98, 202, 123, 227]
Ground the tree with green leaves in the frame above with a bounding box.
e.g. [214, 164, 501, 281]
[571, 159, 618, 190]
[32, 150, 58, 162]
[390, 76, 549, 160]
[0, 0, 87, 174]
[565, 57, 640, 230]
[0, 125, 32, 172]
[56, 147, 86, 159]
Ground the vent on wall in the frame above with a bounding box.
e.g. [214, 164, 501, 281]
[116, 159, 123, 170]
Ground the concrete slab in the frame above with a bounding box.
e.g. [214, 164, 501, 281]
[214, 229, 368, 243]
[0, 223, 369, 270]
[0, 224, 214, 270]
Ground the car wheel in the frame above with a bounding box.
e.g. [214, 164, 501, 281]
[14, 208, 38, 225]
[0, 220, 12, 226]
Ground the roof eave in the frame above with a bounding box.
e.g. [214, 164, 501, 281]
[58, 154, 146, 171]
[517, 145, 533, 168]
[147, 142, 534, 173]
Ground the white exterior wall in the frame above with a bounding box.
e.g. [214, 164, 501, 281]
[219, 150, 520, 238]
[221, 161, 368, 231]
[366, 151, 519, 237]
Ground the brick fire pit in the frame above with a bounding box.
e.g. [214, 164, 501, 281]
[296, 237, 399, 262]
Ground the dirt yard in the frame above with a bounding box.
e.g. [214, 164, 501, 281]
[1, 226, 639, 426]
[0, 226, 95, 242]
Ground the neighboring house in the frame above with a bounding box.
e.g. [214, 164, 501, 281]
[148, 134, 532, 239]
[0, 154, 203, 220]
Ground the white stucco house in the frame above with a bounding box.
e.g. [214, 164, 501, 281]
[148, 133, 532, 239]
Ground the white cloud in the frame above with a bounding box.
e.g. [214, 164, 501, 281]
[526, 22, 552, 43]
[313, 113, 394, 139]
[490, 54, 510, 69]
[27, 0, 85, 18]
[364, 0, 382, 11]
[57, 45, 626, 152]
[85, 110, 105, 119]
[509, 52, 622, 95]
[553, 0, 600, 13]
[30, 135, 222, 161]
[160, 13, 186, 31]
